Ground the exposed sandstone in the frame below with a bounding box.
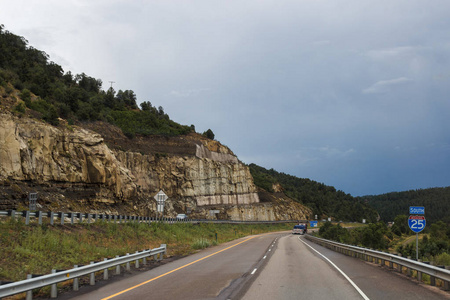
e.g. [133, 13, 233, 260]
[0, 111, 311, 220]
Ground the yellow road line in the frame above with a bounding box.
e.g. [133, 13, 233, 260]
[102, 236, 257, 300]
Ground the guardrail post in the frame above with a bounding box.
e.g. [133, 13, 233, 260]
[116, 256, 121, 274]
[26, 274, 32, 300]
[126, 254, 131, 271]
[50, 269, 57, 298]
[430, 275, 436, 286]
[103, 258, 109, 280]
[70, 213, 75, 225]
[444, 266, 450, 290]
[79, 213, 83, 224]
[95, 214, 99, 222]
[73, 265, 79, 291]
[10, 209, 16, 220]
[429, 262, 436, 286]
[60, 212, 65, 225]
[37, 211, 43, 225]
[88, 213, 92, 224]
[406, 257, 412, 276]
[90, 262, 95, 285]
[50, 211, 54, 225]
[24, 211, 30, 225]
[135, 251, 140, 268]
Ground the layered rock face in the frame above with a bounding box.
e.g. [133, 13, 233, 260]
[0, 112, 310, 220]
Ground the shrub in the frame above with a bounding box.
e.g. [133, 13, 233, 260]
[20, 89, 31, 106]
[202, 129, 215, 140]
[13, 101, 26, 114]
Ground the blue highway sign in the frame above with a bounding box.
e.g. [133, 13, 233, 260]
[409, 206, 425, 215]
[408, 215, 426, 233]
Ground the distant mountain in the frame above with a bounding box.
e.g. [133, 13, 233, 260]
[357, 187, 450, 224]
[248, 164, 378, 222]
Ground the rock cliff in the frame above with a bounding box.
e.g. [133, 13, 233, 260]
[0, 111, 311, 220]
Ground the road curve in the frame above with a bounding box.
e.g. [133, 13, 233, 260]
[55, 232, 448, 300]
[240, 234, 449, 300]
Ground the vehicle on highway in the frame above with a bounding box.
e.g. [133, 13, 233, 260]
[176, 214, 187, 219]
[292, 223, 307, 235]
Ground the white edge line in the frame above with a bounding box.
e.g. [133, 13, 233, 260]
[251, 268, 257, 275]
[299, 237, 370, 300]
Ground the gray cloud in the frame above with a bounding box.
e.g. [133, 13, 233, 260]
[362, 77, 414, 94]
[2, 0, 450, 195]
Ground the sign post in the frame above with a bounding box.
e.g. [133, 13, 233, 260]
[154, 190, 168, 221]
[29, 193, 37, 211]
[408, 206, 425, 260]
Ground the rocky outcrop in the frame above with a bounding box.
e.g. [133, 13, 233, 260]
[0, 111, 311, 220]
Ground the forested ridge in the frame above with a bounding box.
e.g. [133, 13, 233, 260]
[248, 164, 378, 222]
[359, 187, 450, 224]
[0, 24, 199, 138]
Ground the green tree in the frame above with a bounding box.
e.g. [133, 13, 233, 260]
[391, 215, 409, 236]
[203, 129, 215, 140]
[140, 101, 152, 111]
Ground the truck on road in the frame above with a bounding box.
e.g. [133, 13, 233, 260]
[292, 223, 307, 235]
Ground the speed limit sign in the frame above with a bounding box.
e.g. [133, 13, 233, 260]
[408, 215, 426, 233]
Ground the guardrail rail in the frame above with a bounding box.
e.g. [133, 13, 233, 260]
[0, 244, 167, 300]
[0, 210, 302, 225]
[305, 234, 450, 291]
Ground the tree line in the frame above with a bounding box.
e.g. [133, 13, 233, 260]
[0, 25, 215, 139]
[248, 163, 378, 222]
[357, 187, 450, 224]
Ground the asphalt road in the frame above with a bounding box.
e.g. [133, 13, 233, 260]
[241, 234, 449, 300]
[57, 232, 449, 300]
[58, 232, 282, 300]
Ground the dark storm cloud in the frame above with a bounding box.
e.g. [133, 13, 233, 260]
[2, 0, 449, 195]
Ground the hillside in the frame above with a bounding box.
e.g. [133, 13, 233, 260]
[358, 187, 450, 224]
[248, 164, 378, 222]
[0, 25, 198, 139]
[0, 24, 379, 223]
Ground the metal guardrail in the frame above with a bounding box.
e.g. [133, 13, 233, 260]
[305, 234, 450, 291]
[0, 210, 301, 225]
[0, 244, 167, 299]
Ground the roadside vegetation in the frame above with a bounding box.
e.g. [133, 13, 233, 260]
[316, 218, 450, 265]
[0, 218, 294, 283]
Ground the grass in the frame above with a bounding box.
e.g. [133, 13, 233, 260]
[0, 218, 294, 282]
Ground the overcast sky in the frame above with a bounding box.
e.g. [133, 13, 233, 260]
[1, 0, 449, 196]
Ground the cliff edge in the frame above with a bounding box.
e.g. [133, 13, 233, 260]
[0, 110, 310, 220]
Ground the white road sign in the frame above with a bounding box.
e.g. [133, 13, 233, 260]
[154, 190, 168, 213]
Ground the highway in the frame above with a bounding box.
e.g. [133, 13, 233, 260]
[59, 232, 449, 300]
[241, 234, 448, 300]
